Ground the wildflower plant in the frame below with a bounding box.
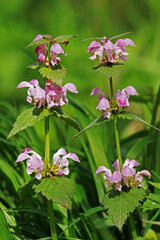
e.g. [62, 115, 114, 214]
[8, 34, 80, 239]
[73, 32, 160, 233]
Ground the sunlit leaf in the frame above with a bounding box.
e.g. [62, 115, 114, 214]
[52, 108, 80, 131]
[93, 64, 125, 79]
[53, 35, 76, 44]
[26, 62, 40, 71]
[103, 187, 146, 231]
[33, 177, 74, 210]
[142, 193, 160, 212]
[26, 38, 50, 48]
[7, 107, 50, 139]
[39, 65, 67, 85]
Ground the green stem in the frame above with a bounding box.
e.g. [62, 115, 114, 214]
[114, 116, 123, 171]
[48, 200, 57, 240]
[129, 215, 137, 240]
[109, 77, 114, 101]
[45, 116, 57, 240]
[45, 116, 50, 169]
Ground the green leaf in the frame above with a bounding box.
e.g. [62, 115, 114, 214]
[8, 107, 50, 139]
[26, 62, 40, 71]
[39, 65, 67, 85]
[0, 208, 13, 240]
[18, 178, 39, 201]
[103, 187, 146, 231]
[33, 177, 75, 210]
[93, 64, 125, 79]
[53, 35, 76, 44]
[26, 38, 50, 48]
[52, 108, 80, 131]
[73, 114, 113, 140]
[142, 193, 160, 212]
[117, 112, 160, 132]
[148, 181, 160, 190]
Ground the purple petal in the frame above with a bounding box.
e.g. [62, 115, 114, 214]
[124, 86, 138, 96]
[123, 159, 131, 168]
[96, 166, 108, 175]
[104, 169, 112, 179]
[112, 159, 120, 171]
[54, 148, 67, 158]
[115, 182, 122, 191]
[137, 170, 151, 179]
[111, 170, 121, 183]
[57, 170, 63, 176]
[88, 41, 101, 53]
[129, 160, 139, 168]
[97, 98, 110, 111]
[35, 172, 42, 180]
[63, 167, 69, 175]
[29, 79, 39, 87]
[103, 40, 114, 51]
[16, 153, 30, 162]
[122, 166, 134, 177]
[33, 34, 43, 42]
[124, 38, 136, 47]
[17, 81, 31, 89]
[90, 88, 103, 96]
[65, 153, 80, 162]
[64, 83, 78, 93]
[50, 43, 65, 55]
[103, 111, 111, 119]
[61, 157, 69, 167]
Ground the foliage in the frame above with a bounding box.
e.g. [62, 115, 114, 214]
[103, 187, 146, 231]
[33, 177, 75, 210]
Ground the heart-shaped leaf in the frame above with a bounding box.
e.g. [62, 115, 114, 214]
[33, 177, 74, 210]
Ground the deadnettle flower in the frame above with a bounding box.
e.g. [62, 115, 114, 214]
[16, 148, 44, 180]
[90, 88, 111, 118]
[50, 43, 67, 66]
[114, 86, 138, 108]
[88, 38, 135, 64]
[17, 79, 78, 108]
[96, 159, 151, 191]
[45, 80, 78, 107]
[33, 34, 67, 66]
[51, 148, 80, 176]
[96, 165, 122, 191]
[17, 79, 45, 108]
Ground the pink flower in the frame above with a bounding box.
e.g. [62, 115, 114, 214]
[16, 148, 44, 180]
[96, 158, 151, 191]
[45, 80, 78, 107]
[17, 79, 45, 108]
[88, 37, 135, 64]
[114, 86, 138, 108]
[96, 164, 122, 191]
[17, 79, 78, 108]
[88, 41, 104, 63]
[90, 88, 111, 118]
[50, 43, 67, 66]
[33, 35, 67, 66]
[52, 148, 80, 176]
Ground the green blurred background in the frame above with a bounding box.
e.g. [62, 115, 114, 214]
[1, 0, 160, 105]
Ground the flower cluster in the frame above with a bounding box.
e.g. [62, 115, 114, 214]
[90, 86, 137, 118]
[16, 148, 80, 179]
[17, 79, 78, 108]
[88, 38, 135, 64]
[34, 34, 67, 66]
[96, 159, 151, 191]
